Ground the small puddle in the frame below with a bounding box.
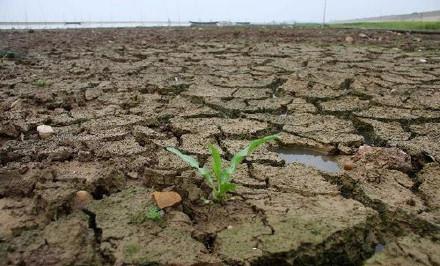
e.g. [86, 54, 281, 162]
[374, 243, 385, 254]
[277, 146, 340, 173]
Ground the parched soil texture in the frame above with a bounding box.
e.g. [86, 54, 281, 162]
[1, 27, 440, 265]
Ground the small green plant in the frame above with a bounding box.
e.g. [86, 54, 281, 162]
[166, 134, 280, 202]
[129, 206, 162, 224]
[124, 243, 140, 258]
[146, 206, 162, 221]
[0, 50, 18, 59]
[35, 79, 47, 87]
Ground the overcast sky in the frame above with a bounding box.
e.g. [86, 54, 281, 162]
[1, 0, 439, 23]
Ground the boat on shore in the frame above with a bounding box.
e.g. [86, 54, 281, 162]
[190, 21, 219, 27]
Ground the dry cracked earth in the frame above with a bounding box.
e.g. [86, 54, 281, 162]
[1, 27, 440, 265]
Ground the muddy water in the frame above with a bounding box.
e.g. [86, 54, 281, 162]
[374, 244, 385, 253]
[277, 146, 340, 173]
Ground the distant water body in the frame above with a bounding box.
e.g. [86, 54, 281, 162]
[0, 21, 191, 30]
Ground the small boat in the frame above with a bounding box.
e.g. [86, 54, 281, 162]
[64, 22, 82, 25]
[190, 21, 218, 27]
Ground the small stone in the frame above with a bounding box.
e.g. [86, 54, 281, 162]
[168, 211, 192, 224]
[37, 125, 55, 139]
[127, 172, 138, 179]
[152, 191, 182, 209]
[19, 166, 29, 174]
[359, 33, 368, 38]
[354, 145, 374, 160]
[73, 190, 93, 209]
[345, 36, 354, 44]
[85, 87, 102, 101]
[419, 59, 427, 63]
[338, 144, 355, 155]
[343, 161, 354, 171]
[185, 184, 202, 202]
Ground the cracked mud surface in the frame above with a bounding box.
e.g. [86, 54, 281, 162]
[1, 27, 440, 265]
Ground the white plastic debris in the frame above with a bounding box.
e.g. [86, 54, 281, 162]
[37, 125, 54, 139]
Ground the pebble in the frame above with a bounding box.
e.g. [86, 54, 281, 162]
[345, 36, 354, 44]
[127, 171, 139, 179]
[343, 161, 354, 171]
[152, 191, 182, 209]
[168, 211, 191, 224]
[73, 190, 93, 209]
[37, 125, 54, 139]
[85, 87, 102, 101]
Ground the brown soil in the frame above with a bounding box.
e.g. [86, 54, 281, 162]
[1, 27, 439, 265]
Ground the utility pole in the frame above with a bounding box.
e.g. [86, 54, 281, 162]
[322, 0, 327, 28]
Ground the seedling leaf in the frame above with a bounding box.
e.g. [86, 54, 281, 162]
[226, 134, 280, 177]
[166, 147, 213, 186]
[166, 134, 279, 202]
[209, 144, 222, 179]
[146, 206, 162, 221]
[166, 147, 201, 169]
[220, 182, 236, 193]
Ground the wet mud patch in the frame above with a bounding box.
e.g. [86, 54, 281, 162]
[374, 243, 385, 254]
[276, 145, 341, 173]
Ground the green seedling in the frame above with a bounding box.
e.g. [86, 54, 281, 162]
[146, 206, 162, 221]
[166, 134, 280, 202]
[129, 205, 163, 224]
[35, 79, 47, 87]
[0, 50, 18, 59]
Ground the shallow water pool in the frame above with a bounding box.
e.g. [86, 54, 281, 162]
[277, 146, 341, 173]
